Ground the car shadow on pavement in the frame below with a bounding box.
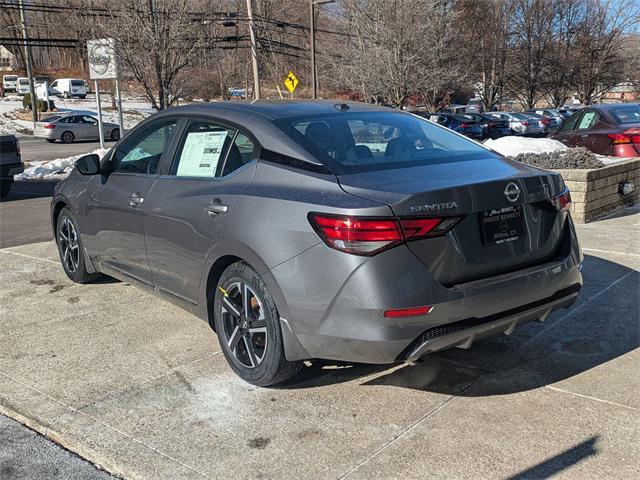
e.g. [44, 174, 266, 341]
[280, 254, 639, 396]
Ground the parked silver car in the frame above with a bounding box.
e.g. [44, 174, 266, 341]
[487, 112, 542, 136]
[34, 114, 120, 143]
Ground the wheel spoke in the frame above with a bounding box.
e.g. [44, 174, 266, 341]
[242, 283, 250, 317]
[251, 318, 266, 328]
[227, 325, 242, 351]
[243, 335, 257, 367]
[222, 296, 241, 318]
[249, 326, 267, 335]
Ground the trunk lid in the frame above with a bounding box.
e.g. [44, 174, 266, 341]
[338, 156, 568, 286]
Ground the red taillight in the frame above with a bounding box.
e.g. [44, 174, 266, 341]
[43, 124, 56, 129]
[384, 305, 433, 318]
[459, 122, 470, 128]
[609, 128, 640, 144]
[488, 122, 496, 128]
[542, 119, 550, 126]
[308, 213, 461, 256]
[551, 189, 572, 212]
[522, 121, 530, 126]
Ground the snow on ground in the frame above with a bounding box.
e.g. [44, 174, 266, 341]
[0, 94, 153, 135]
[483, 136, 567, 157]
[15, 148, 110, 180]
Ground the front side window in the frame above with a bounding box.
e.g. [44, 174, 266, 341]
[276, 111, 496, 174]
[113, 121, 177, 175]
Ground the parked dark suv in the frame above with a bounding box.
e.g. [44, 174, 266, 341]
[0, 135, 24, 197]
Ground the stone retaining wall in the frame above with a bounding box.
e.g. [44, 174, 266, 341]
[553, 158, 639, 223]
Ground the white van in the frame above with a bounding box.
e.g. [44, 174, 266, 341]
[49, 78, 87, 99]
[16, 77, 31, 95]
[2, 75, 18, 93]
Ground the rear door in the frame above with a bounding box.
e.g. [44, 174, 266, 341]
[80, 115, 100, 140]
[83, 119, 179, 284]
[143, 118, 258, 303]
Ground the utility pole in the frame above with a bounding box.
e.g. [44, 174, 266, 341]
[18, 0, 38, 126]
[245, 0, 260, 100]
[309, 0, 335, 99]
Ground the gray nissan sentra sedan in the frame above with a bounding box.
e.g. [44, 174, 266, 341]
[51, 101, 583, 386]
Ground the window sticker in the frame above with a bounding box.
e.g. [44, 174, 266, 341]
[578, 112, 596, 129]
[176, 130, 228, 177]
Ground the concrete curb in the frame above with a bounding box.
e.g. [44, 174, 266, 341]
[0, 402, 125, 480]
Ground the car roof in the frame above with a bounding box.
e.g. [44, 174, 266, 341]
[587, 103, 638, 112]
[157, 100, 391, 121]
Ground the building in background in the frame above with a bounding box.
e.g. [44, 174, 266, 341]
[0, 46, 17, 71]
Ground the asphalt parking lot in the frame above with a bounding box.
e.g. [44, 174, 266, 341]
[0, 207, 638, 480]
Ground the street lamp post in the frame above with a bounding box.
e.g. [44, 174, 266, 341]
[310, 0, 335, 99]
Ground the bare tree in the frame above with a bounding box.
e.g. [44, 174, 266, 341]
[89, 0, 207, 110]
[457, 0, 515, 111]
[539, 0, 583, 107]
[572, 0, 639, 104]
[340, 0, 462, 109]
[506, 0, 555, 109]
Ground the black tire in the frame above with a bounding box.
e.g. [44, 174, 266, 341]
[110, 129, 120, 141]
[46, 139, 56, 143]
[61, 131, 74, 143]
[0, 178, 11, 198]
[213, 261, 302, 386]
[56, 207, 101, 283]
[79, 95, 86, 99]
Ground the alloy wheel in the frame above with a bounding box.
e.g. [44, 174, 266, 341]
[219, 282, 268, 368]
[59, 217, 80, 273]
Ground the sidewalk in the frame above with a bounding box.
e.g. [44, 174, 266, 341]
[0, 208, 638, 479]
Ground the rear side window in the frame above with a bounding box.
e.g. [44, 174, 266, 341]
[171, 121, 256, 178]
[172, 122, 235, 178]
[559, 112, 581, 132]
[275, 111, 495, 174]
[577, 111, 598, 130]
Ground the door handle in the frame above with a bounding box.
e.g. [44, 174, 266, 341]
[580, 134, 589, 138]
[207, 201, 228, 216]
[129, 192, 144, 207]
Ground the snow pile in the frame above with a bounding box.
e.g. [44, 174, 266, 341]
[16, 148, 109, 180]
[484, 136, 567, 157]
[0, 111, 32, 135]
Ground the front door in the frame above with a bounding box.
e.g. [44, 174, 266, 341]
[82, 119, 179, 284]
[143, 119, 258, 303]
[554, 111, 584, 147]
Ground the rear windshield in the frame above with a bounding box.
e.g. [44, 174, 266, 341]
[18, 79, 29, 85]
[71, 80, 85, 87]
[4, 76, 18, 81]
[274, 111, 496, 174]
[610, 105, 640, 124]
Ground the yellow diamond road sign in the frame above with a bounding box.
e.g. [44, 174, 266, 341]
[284, 71, 299, 94]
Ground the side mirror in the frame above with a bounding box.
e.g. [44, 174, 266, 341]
[76, 154, 101, 175]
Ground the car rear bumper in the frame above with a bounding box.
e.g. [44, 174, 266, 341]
[273, 215, 583, 364]
[0, 162, 24, 179]
[33, 129, 58, 140]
